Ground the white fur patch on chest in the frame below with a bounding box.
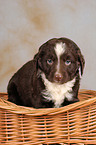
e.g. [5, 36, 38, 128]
[41, 73, 76, 108]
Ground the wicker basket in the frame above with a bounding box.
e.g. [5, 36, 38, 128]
[0, 90, 96, 145]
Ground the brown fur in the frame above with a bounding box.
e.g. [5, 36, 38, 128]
[7, 37, 85, 108]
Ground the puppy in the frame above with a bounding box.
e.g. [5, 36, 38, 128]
[7, 37, 85, 108]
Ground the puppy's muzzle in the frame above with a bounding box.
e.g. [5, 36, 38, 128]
[54, 73, 63, 83]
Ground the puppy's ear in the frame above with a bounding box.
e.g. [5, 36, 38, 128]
[34, 52, 39, 60]
[77, 49, 85, 76]
[33, 46, 44, 70]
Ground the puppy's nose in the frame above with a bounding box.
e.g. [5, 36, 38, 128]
[54, 73, 63, 82]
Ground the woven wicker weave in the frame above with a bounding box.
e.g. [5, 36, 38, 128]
[0, 90, 96, 145]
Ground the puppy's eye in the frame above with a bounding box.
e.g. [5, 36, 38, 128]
[65, 60, 71, 65]
[47, 59, 53, 65]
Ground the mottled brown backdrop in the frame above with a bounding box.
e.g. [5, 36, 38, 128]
[0, 0, 96, 92]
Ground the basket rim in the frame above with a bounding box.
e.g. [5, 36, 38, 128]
[0, 90, 96, 116]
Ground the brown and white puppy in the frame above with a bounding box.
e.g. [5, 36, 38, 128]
[7, 38, 85, 108]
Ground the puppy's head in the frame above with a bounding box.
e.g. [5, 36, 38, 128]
[35, 38, 85, 84]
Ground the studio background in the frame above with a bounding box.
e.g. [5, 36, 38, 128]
[0, 0, 96, 92]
